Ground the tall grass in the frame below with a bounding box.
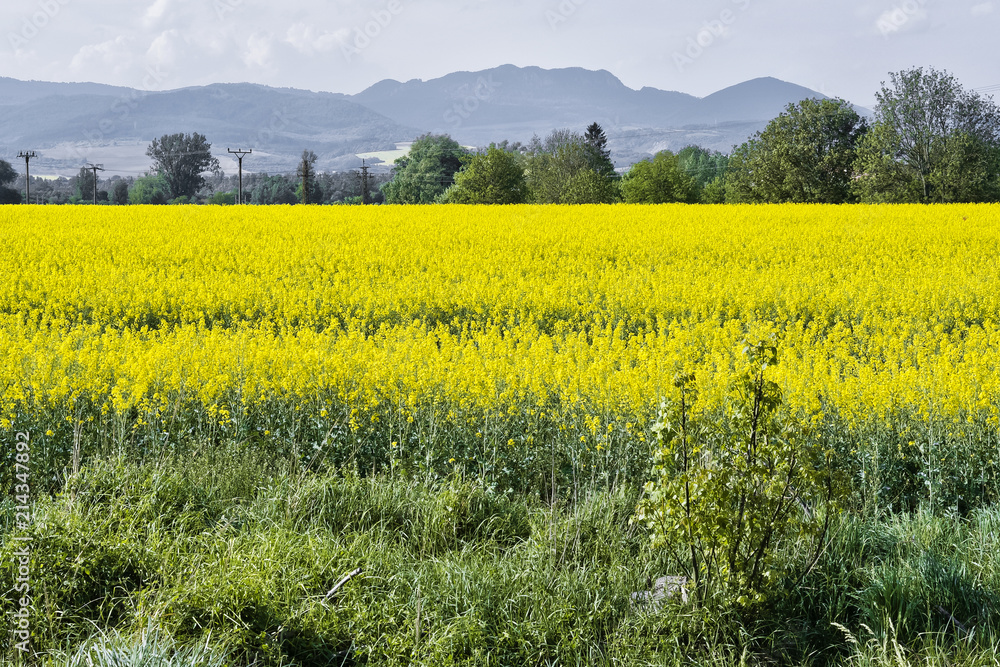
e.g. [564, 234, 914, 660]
[4, 439, 1000, 666]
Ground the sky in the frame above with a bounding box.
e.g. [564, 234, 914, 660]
[1, 0, 998, 108]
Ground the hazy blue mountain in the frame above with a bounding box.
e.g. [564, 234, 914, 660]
[349, 66, 868, 166]
[0, 67, 869, 176]
[0, 81, 418, 175]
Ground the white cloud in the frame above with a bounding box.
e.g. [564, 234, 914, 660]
[70, 37, 133, 73]
[146, 29, 180, 68]
[285, 22, 339, 54]
[241, 32, 274, 68]
[971, 2, 994, 16]
[144, 0, 171, 26]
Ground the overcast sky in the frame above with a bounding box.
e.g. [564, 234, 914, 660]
[2, 0, 997, 107]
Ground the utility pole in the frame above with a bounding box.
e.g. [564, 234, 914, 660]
[228, 148, 251, 204]
[85, 164, 105, 205]
[360, 158, 370, 205]
[17, 151, 36, 204]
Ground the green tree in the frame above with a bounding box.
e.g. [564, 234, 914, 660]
[111, 179, 130, 205]
[676, 145, 729, 202]
[0, 159, 20, 204]
[725, 98, 866, 203]
[129, 174, 170, 205]
[296, 150, 319, 204]
[620, 151, 699, 204]
[525, 130, 618, 203]
[249, 175, 297, 205]
[73, 167, 97, 203]
[382, 134, 466, 204]
[583, 122, 615, 177]
[440, 146, 529, 204]
[561, 168, 620, 204]
[853, 67, 1000, 203]
[147, 133, 220, 200]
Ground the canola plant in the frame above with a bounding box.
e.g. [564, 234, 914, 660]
[2, 204, 998, 507]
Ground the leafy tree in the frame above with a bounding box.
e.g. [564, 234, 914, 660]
[440, 146, 529, 204]
[583, 122, 615, 177]
[725, 98, 866, 203]
[111, 179, 130, 205]
[207, 190, 236, 205]
[147, 133, 220, 200]
[676, 145, 729, 202]
[129, 174, 170, 205]
[249, 175, 297, 205]
[0, 159, 20, 204]
[382, 134, 466, 204]
[525, 130, 618, 204]
[296, 150, 319, 204]
[73, 167, 98, 203]
[620, 151, 699, 204]
[853, 67, 1000, 203]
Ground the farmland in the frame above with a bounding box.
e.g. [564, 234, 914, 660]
[4, 204, 1000, 665]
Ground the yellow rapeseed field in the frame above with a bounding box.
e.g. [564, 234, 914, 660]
[2, 203, 999, 502]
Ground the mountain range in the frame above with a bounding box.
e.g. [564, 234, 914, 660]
[0, 65, 868, 177]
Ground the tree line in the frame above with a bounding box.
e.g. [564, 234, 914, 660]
[383, 67, 1000, 205]
[2, 67, 996, 206]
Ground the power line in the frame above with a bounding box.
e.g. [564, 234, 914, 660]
[360, 158, 370, 205]
[16, 151, 36, 204]
[228, 148, 252, 204]
[85, 163, 105, 205]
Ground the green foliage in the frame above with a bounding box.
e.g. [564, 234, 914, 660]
[249, 174, 297, 205]
[206, 190, 236, 206]
[620, 151, 699, 204]
[440, 146, 529, 204]
[560, 167, 620, 204]
[296, 150, 319, 205]
[853, 68, 1000, 203]
[146, 133, 220, 201]
[726, 98, 867, 203]
[525, 131, 618, 204]
[110, 180, 130, 206]
[633, 341, 839, 606]
[1, 159, 21, 191]
[128, 174, 171, 205]
[583, 122, 615, 177]
[383, 134, 467, 204]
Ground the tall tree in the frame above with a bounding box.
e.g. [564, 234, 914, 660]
[525, 129, 618, 203]
[0, 159, 20, 204]
[620, 151, 699, 204]
[725, 98, 866, 203]
[440, 145, 529, 204]
[111, 179, 130, 205]
[146, 133, 220, 200]
[853, 67, 1000, 203]
[382, 134, 466, 204]
[296, 150, 319, 204]
[583, 122, 615, 177]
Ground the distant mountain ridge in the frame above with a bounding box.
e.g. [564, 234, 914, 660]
[0, 67, 868, 177]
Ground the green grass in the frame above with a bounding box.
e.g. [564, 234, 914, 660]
[4, 439, 1000, 666]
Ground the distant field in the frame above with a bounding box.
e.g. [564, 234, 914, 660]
[1, 203, 999, 508]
